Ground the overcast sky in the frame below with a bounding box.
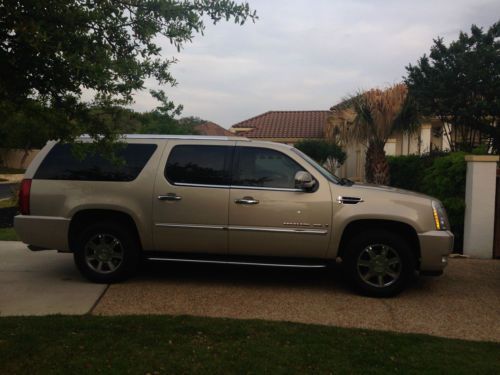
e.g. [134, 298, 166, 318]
[132, 0, 500, 128]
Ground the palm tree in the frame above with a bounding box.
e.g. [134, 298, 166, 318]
[331, 84, 420, 185]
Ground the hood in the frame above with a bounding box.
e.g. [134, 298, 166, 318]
[346, 182, 434, 200]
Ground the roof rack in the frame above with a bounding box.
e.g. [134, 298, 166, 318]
[79, 134, 249, 141]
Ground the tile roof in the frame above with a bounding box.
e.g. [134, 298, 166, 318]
[230, 111, 330, 139]
[195, 122, 234, 136]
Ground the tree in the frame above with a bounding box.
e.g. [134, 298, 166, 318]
[135, 111, 201, 135]
[294, 139, 346, 173]
[0, 0, 257, 147]
[405, 22, 500, 153]
[342, 84, 419, 185]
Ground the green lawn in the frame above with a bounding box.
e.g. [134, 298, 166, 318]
[0, 316, 498, 374]
[0, 227, 19, 241]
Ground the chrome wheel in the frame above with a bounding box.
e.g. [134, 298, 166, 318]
[84, 233, 124, 274]
[357, 244, 401, 288]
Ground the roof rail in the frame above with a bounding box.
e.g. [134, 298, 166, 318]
[79, 134, 249, 141]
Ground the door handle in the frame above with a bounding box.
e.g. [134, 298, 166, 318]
[158, 193, 182, 201]
[235, 197, 259, 205]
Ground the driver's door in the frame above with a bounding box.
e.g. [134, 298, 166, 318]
[228, 144, 332, 258]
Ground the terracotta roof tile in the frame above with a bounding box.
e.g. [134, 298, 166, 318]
[195, 122, 234, 136]
[231, 111, 330, 139]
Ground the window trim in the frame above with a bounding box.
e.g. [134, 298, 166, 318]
[164, 144, 234, 187]
[33, 143, 158, 182]
[231, 146, 318, 192]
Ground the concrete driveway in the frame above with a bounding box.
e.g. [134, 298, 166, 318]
[94, 257, 500, 343]
[0, 241, 107, 316]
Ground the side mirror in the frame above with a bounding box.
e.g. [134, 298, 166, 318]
[295, 171, 316, 191]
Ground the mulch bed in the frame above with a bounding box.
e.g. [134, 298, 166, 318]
[0, 207, 17, 228]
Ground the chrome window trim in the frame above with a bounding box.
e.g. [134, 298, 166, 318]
[155, 223, 328, 235]
[230, 185, 302, 192]
[174, 182, 231, 189]
[171, 183, 302, 192]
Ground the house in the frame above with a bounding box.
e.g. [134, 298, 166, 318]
[230, 111, 330, 145]
[326, 102, 450, 181]
[230, 109, 449, 182]
[194, 121, 234, 136]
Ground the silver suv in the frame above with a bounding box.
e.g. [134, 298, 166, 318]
[15, 135, 454, 297]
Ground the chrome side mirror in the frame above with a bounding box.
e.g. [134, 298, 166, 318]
[295, 171, 316, 191]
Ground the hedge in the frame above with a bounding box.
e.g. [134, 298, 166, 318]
[388, 152, 466, 252]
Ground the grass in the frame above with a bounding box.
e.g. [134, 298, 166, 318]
[0, 227, 19, 241]
[0, 167, 25, 174]
[0, 315, 498, 374]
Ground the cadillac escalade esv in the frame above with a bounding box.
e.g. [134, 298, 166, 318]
[14, 135, 454, 297]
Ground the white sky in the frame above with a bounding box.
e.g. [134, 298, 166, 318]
[130, 0, 500, 128]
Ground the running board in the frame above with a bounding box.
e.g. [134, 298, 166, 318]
[145, 257, 328, 269]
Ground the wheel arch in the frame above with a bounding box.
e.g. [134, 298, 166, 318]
[68, 209, 143, 252]
[337, 219, 421, 268]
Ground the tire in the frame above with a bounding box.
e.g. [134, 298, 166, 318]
[343, 230, 416, 297]
[73, 221, 140, 283]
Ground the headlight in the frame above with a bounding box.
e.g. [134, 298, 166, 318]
[432, 201, 449, 231]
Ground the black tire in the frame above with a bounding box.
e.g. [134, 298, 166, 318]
[343, 230, 416, 298]
[73, 221, 140, 283]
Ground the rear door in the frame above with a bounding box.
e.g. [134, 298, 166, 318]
[228, 143, 333, 258]
[153, 140, 235, 254]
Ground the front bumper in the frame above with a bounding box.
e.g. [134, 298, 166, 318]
[14, 215, 70, 252]
[418, 230, 454, 273]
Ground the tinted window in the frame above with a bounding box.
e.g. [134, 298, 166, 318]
[165, 145, 232, 186]
[233, 147, 305, 189]
[35, 143, 157, 181]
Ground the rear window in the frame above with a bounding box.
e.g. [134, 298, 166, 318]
[34, 143, 157, 181]
[165, 145, 232, 186]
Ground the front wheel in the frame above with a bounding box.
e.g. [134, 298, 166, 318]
[73, 222, 140, 283]
[344, 231, 416, 297]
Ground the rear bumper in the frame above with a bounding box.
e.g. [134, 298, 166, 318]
[418, 230, 454, 273]
[14, 215, 70, 252]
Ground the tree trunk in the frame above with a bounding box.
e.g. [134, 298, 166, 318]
[365, 142, 390, 185]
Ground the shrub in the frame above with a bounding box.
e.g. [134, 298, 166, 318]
[388, 152, 466, 252]
[294, 139, 346, 165]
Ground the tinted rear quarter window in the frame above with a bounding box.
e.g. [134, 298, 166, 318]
[34, 143, 157, 181]
[165, 145, 232, 186]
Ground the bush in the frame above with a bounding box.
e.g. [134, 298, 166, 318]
[295, 139, 346, 165]
[388, 152, 466, 252]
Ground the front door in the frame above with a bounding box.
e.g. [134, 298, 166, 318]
[153, 141, 235, 254]
[228, 144, 332, 258]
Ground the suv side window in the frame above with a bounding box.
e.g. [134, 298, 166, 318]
[34, 143, 157, 182]
[232, 147, 305, 189]
[165, 145, 232, 186]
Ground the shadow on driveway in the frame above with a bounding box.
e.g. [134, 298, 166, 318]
[94, 257, 500, 343]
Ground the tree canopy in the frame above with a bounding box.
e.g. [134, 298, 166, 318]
[338, 84, 419, 185]
[405, 21, 500, 153]
[0, 0, 256, 147]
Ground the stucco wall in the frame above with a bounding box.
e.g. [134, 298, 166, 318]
[0, 149, 41, 169]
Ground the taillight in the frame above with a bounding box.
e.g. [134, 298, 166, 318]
[19, 179, 32, 215]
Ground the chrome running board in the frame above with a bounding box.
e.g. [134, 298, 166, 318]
[146, 257, 327, 269]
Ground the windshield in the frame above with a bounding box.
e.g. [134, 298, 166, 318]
[291, 148, 342, 184]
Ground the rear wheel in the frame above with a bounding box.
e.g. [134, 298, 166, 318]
[73, 222, 140, 283]
[344, 230, 415, 297]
